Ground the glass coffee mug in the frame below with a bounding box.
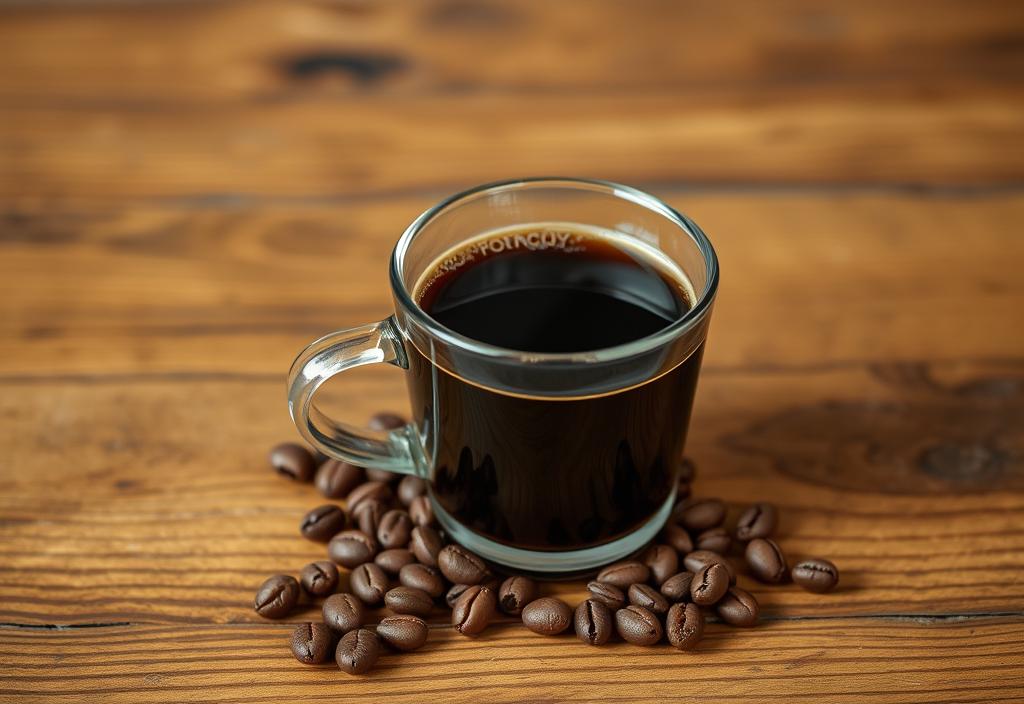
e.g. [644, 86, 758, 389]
[288, 178, 718, 574]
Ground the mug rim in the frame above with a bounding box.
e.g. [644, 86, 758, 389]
[390, 177, 719, 364]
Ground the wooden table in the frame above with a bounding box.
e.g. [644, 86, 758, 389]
[2, 1, 1023, 701]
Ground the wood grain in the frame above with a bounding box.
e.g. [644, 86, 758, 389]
[3, 619, 1024, 703]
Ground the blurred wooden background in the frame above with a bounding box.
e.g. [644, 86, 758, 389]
[1, 1, 1023, 701]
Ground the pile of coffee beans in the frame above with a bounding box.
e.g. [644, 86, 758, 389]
[257, 415, 840, 675]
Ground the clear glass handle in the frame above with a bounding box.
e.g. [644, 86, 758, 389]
[287, 317, 419, 475]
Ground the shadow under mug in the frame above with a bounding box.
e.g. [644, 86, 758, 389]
[288, 178, 719, 575]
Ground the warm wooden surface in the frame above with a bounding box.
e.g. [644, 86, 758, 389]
[2, 1, 1023, 702]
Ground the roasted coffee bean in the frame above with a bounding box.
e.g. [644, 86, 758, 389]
[641, 544, 678, 586]
[745, 538, 788, 584]
[352, 498, 386, 536]
[614, 605, 663, 646]
[438, 544, 489, 585]
[322, 593, 365, 634]
[716, 586, 760, 626]
[269, 443, 315, 482]
[445, 583, 472, 608]
[677, 498, 726, 531]
[660, 571, 695, 603]
[574, 599, 612, 646]
[409, 495, 435, 527]
[661, 522, 694, 554]
[366, 468, 398, 483]
[384, 585, 434, 616]
[377, 509, 413, 549]
[335, 628, 380, 675]
[254, 574, 299, 619]
[596, 561, 650, 589]
[678, 457, 697, 483]
[498, 576, 538, 616]
[375, 548, 416, 575]
[695, 526, 731, 554]
[586, 581, 626, 610]
[376, 615, 428, 651]
[300, 504, 347, 543]
[397, 475, 427, 506]
[734, 502, 778, 542]
[300, 560, 339, 597]
[666, 602, 703, 650]
[327, 530, 379, 569]
[316, 460, 365, 499]
[346, 481, 393, 514]
[628, 583, 670, 615]
[368, 411, 407, 431]
[452, 585, 496, 637]
[683, 550, 737, 584]
[350, 563, 389, 606]
[521, 597, 573, 636]
[691, 563, 730, 606]
[399, 563, 445, 598]
[792, 558, 839, 593]
[410, 525, 443, 567]
[290, 622, 334, 664]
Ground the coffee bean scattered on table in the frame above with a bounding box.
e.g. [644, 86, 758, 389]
[641, 544, 678, 586]
[716, 586, 760, 626]
[745, 538, 789, 584]
[347, 481, 393, 514]
[452, 585, 496, 637]
[350, 563, 389, 606]
[521, 597, 572, 636]
[269, 443, 316, 482]
[694, 526, 731, 554]
[691, 562, 730, 606]
[586, 581, 626, 610]
[445, 583, 472, 609]
[615, 605, 663, 646]
[300, 504, 347, 543]
[792, 558, 840, 593]
[574, 599, 612, 645]
[322, 593, 365, 634]
[660, 571, 694, 603]
[665, 602, 703, 650]
[299, 560, 339, 597]
[596, 560, 650, 589]
[290, 622, 335, 664]
[376, 615, 429, 651]
[384, 586, 434, 616]
[628, 583, 669, 615]
[328, 529, 379, 569]
[498, 576, 538, 615]
[661, 522, 694, 554]
[734, 502, 777, 541]
[352, 498, 386, 536]
[676, 497, 726, 531]
[410, 525, 443, 566]
[377, 509, 413, 549]
[254, 574, 299, 619]
[408, 495, 435, 527]
[684, 550, 737, 584]
[397, 475, 427, 506]
[375, 548, 416, 575]
[336, 628, 380, 675]
[399, 563, 445, 598]
[438, 544, 489, 585]
[315, 460, 365, 499]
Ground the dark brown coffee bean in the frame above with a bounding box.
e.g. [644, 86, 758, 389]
[254, 574, 299, 619]
[691, 563, 730, 606]
[678, 456, 697, 483]
[451, 585, 496, 636]
[661, 522, 694, 554]
[290, 622, 334, 664]
[498, 576, 538, 616]
[397, 475, 427, 506]
[368, 411, 407, 431]
[346, 481, 393, 514]
[351, 498, 386, 536]
[350, 563, 389, 606]
[300, 504, 347, 543]
[677, 498, 726, 531]
[596, 561, 650, 589]
[586, 581, 626, 610]
[745, 538, 788, 584]
[716, 586, 760, 626]
[399, 563, 445, 598]
[734, 502, 778, 542]
[408, 495, 435, 527]
[792, 558, 839, 593]
[269, 443, 315, 482]
[628, 583, 669, 615]
[376, 615, 428, 651]
[366, 468, 398, 483]
[614, 605, 662, 646]
[410, 525, 443, 567]
[375, 548, 416, 575]
[315, 460, 365, 498]
[683, 550, 737, 584]
[300, 560, 339, 597]
[574, 599, 612, 646]
[322, 593, 365, 634]
[384, 585, 434, 616]
[666, 602, 703, 650]
[521, 597, 572, 636]
[641, 544, 678, 586]
[327, 530, 379, 569]
[659, 571, 694, 603]
[438, 544, 488, 585]
[445, 583, 471, 608]
[377, 509, 413, 549]
[695, 526, 732, 554]
[335, 628, 379, 675]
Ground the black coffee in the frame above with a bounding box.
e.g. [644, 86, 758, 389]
[407, 224, 703, 551]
